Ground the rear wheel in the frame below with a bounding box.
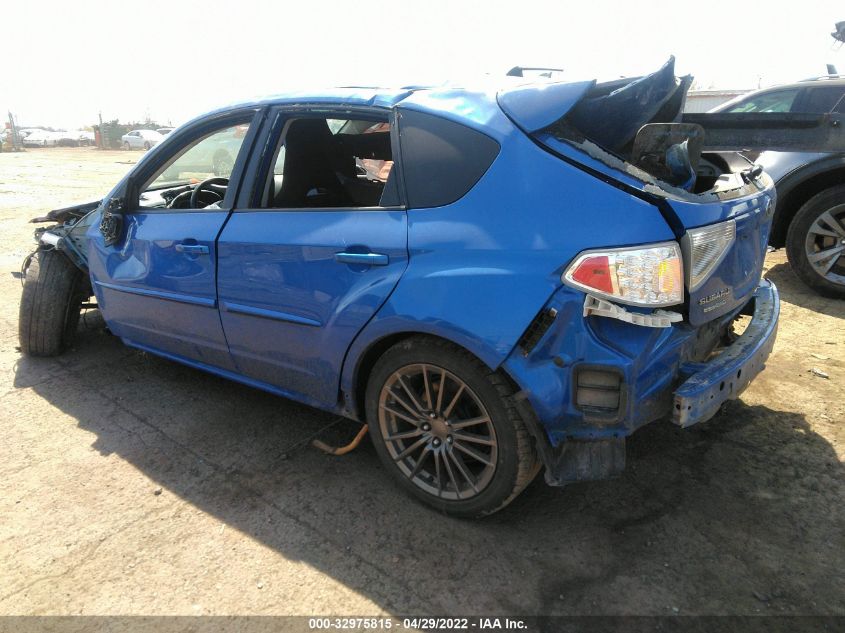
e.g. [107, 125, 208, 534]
[19, 249, 86, 357]
[786, 185, 845, 299]
[365, 337, 540, 518]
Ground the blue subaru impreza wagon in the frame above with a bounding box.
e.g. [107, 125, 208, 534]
[20, 59, 779, 517]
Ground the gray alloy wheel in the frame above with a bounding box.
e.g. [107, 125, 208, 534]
[378, 363, 499, 500]
[804, 205, 845, 285]
[786, 185, 845, 299]
[365, 336, 540, 518]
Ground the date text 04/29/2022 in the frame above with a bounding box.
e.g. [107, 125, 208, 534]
[307, 617, 528, 630]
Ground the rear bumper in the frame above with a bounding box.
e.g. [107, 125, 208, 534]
[672, 280, 779, 426]
[503, 280, 780, 447]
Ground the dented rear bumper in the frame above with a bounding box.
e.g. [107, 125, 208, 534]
[672, 280, 779, 427]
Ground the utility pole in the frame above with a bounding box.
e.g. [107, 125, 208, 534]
[98, 111, 104, 149]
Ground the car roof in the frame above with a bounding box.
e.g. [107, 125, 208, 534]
[740, 77, 845, 94]
[201, 79, 591, 142]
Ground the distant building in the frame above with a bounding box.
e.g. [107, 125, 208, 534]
[684, 89, 750, 113]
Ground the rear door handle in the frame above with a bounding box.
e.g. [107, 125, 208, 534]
[175, 243, 209, 255]
[335, 252, 389, 266]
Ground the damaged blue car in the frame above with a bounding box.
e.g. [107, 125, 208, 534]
[19, 58, 779, 517]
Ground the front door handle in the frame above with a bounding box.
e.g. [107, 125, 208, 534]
[175, 242, 209, 255]
[335, 252, 389, 266]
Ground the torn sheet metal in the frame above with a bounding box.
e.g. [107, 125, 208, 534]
[565, 56, 692, 154]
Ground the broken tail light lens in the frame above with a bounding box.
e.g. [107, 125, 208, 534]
[682, 219, 736, 291]
[563, 242, 684, 307]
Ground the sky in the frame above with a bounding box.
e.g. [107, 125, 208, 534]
[2, 0, 843, 129]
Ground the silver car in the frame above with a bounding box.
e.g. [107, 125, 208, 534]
[121, 129, 163, 151]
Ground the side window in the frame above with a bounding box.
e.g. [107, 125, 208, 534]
[726, 89, 800, 113]
[797, 86, 845, 113]
[398, 109, 500, 208]
[139, 120, 253, 210]
[265, 116, 396, 208]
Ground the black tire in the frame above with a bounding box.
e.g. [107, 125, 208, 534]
[786, 185, 845, 299]
[365, 336, 540, 518]
[143, 141, 151, 150]
[19, 249, 86, 357]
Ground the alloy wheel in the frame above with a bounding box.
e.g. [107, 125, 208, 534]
[377, 363, 498, 500]
[804, 203, 845, 285]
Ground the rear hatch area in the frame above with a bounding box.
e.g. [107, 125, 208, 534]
[497, 57, 776, 325]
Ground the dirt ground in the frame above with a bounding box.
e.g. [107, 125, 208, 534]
[0, 147, 842, 617]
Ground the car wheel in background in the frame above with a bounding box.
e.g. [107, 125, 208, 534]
[19, 249, 86, 357]
[365, 336, 540, 518]
[786, 185, 845, 299]
[143, 141, 151, 150]
[123, 141, 130, 151]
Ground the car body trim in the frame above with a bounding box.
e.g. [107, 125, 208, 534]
[122, 339, 331, 412]
[94, 280, 216, 308]
[221, 301, 323, 327]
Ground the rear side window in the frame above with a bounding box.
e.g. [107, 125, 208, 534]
[264, 116, 396, 209]
[725, 89, 799, 113]
[798, 86, 845, 113]
[398, 110, 500, 208]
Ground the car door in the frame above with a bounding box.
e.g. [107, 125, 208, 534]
[216, 109, 408, 409]
[88, 109, 262, 371]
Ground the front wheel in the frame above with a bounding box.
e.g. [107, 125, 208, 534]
[786, 185, 845, 299]
[19, 249, 86, 357]
[365, 337, 540, 518]
[123, 141, 130, 151]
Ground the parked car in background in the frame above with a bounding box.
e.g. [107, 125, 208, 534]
[18, 59, 779, 517]
[121, 129, 163, 150]
[56, 130, 95, 147]
[22, 130, 59, 147]
[708, 76, 845, 297]
[156, 127, 174, 136]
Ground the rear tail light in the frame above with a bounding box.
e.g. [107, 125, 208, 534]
[563, 242, 684, 307]
[682, 220, 736, 291]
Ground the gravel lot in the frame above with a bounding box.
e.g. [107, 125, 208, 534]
[0, 148, 843, 616]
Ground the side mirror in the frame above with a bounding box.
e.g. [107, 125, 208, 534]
[99, 197, 125, 246]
